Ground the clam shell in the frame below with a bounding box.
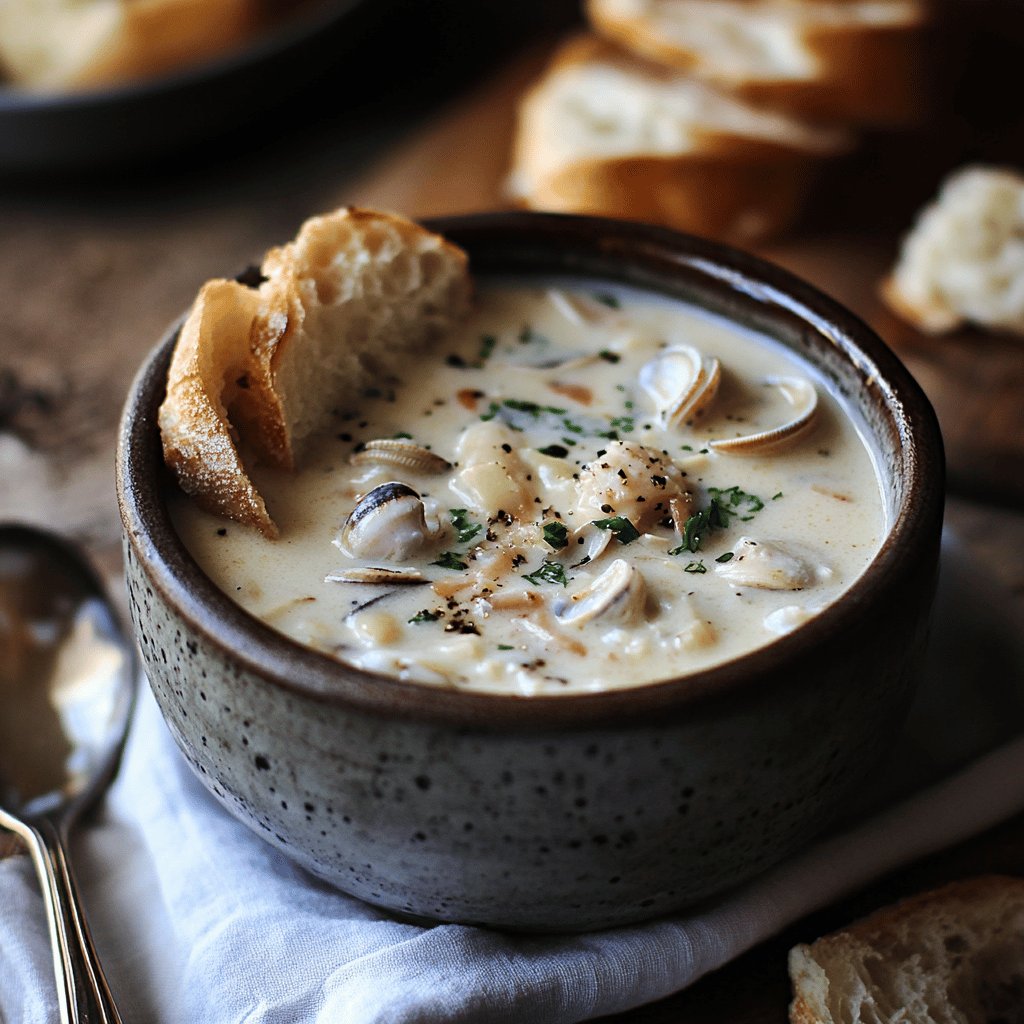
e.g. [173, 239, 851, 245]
[325, 567, 427, 585]
[638, 345, 721, 428]
[555, 558, 647, 627]
[710, 376, 817, 454]
[336, 482, 438, 561]
[351, 439, 451, 474]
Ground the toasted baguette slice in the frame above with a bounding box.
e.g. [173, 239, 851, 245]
[587, 0, 931, 126]
[789, 876, 1024, 1024]
[0, 0, 261, 92]
[158, 208, 471, 537]
[882, 166, 1024, 338]
[509, 35, 851, 242]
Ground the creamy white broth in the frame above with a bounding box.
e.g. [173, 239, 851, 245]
[171, 282, 885, 695]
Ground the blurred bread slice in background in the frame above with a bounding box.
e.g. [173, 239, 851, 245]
[788, 875, 1024, 1024]
[882, 164, 1024, 337]
[509, 34, 851, 242]
[0, 0, 264, 91]
[587, 0, 933, 126]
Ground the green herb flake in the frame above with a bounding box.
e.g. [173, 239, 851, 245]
[708, 485, 765, 515]
[480, 401, 501, 422]
[408, 610, 441, 624]
[669, 498, 731, 555]
[497, 644, 515, 651]
[598, 349, 621, 364]
[594, 292, 620, 308]
[518, 325, 548, 346]
[560, 436, 578, 447]
[715, 551, 735, 563]
[392, 431, 413, 440]
[591, 516, 641, 545]
[449, 508, 482, 545]
[609, 415, 634, 432]
[477, 334, 497, 366]
[432, 551, 469, 571]
[772, 491, 784, 500]
[542, 521, 569, 549]
[523, 561, 570, 587]
[683, 561, 707, 574]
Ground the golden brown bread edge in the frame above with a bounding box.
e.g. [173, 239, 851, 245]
[586, 0, 933, 127]
[510, 35, 851, 242]
[157, 208, 471, 539]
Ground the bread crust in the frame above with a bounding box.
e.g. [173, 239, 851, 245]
[158, 278, 278, 538]
[511, 35, 848, 242]
[158, 208, 471, 536]
[587, 0, 931, 125]
[788, 875, 1024, 1024]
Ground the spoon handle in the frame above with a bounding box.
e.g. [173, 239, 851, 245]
[3, 812, 122, 1024]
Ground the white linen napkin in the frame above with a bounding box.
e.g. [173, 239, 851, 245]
[2, 532, 1023, 1024]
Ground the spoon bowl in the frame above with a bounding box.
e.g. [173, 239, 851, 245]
[0, 523, 136, 1024]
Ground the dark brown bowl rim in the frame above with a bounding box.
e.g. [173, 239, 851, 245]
[117, 212, 944, 730]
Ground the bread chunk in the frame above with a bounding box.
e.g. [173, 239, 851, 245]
[789, 876, 1024, 1024]
[509, 35, 850, 242]
[0, 0, 261, 91]
[883, 166, 1024, 337]
[587, 0, 931, 126]
[158, 208, 471, 537]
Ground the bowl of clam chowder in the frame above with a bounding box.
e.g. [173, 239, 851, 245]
[117, 212, 944, 931]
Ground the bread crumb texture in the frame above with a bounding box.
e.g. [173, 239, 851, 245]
[157, 208, 471, 537]
[788, 875, 1024, 1024]
[884, 166, 1024, 338]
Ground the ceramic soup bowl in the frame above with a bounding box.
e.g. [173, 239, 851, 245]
[116, 213, 943, 932]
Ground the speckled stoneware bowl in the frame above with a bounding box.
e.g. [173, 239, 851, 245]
[116, 213, 944, 932]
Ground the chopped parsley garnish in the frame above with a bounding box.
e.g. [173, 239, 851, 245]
[594, 292, 621, 308]
[408, 609, 442, 624]
[539, 444, 569, 458]
[560, 436, 578, 447]
[598, 349, 621, 363]
[683, 561, 707, 574]
[715, 552, 735, 563]
[497, 644, 514, 651]
[542, 521, 569, 549]
[708, 485, 765, 515]
[480, 401, 501, 421]
[392, 431, 413, 439]
[609, 415, 634, 433]
[772, 491, 784, 500]
[449, 508, 482, 544]
[523, 561, 569, 587]
[591, 516, 641, 545]
[670, 499, 730, 555]
[504, 398, 567, 416]
[561, 418, 584, 434]
[477, 334, 496, 365]
[432, 551, 468, 570]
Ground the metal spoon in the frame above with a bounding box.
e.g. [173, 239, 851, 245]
[0, 524, 136, 1024]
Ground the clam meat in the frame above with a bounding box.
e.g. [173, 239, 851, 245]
[714, 537, 829, 591]
[350, 439, 452, 474]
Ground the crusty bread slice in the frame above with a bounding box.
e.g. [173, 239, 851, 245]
[587, 0, 931, 126]
[0, 0, 261, 92]
[158, 278, 278, 537]
[158, 208, 471, 537]
[789, 876, 1024, 1024]
[509, 34, 851, 242]
[882, 165, 1024, 338]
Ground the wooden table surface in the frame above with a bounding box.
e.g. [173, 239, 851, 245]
[1, 6, 1022, 1020]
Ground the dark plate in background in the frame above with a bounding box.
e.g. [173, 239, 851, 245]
[0, 0, 372, 172]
